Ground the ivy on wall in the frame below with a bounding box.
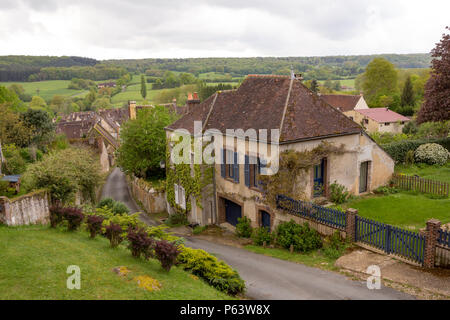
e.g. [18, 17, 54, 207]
[165, 146, 214, 215]
[259, 142, 347, 208]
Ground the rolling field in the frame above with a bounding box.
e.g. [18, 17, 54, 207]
[318, 78, 355, 90]
[1, 80, 89, 101]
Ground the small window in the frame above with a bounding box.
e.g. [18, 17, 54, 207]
[363, 119, 369, 124]
[174, 184, 186, 209]
[385, 122, 390, 126]
[349, 116, 354, 121]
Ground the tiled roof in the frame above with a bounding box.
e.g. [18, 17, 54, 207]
[321, 94, 362, 112]
[356, 108, 411, 123]
[166, 75, 361, 143]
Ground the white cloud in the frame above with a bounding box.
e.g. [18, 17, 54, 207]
[0, 0, 448, 59]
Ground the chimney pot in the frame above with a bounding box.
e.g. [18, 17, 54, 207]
[193, 92, 199, 100]
[187, 92, 193, 100]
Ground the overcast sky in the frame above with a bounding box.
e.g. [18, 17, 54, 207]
[0, 0, 448, 60]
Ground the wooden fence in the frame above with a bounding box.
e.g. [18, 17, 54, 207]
[392, 173, 449, 197]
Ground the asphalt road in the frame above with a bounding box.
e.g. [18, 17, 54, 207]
[101, 167, 412, 300]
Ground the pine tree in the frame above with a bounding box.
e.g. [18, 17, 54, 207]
[310, 79, 319, 93]
[401, 76, 415, 107]
[417, 27, 450, 123]
[140, 75, 147, 99]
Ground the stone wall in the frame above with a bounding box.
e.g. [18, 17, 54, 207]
[127, 175, 166, 214]
[0, 190, 50, 226]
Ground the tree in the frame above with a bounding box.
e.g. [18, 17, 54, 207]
[362, 58, 398, 107]
[310, 79, 319, 93]
[29, 96, 48, 111]
[117, 106, 178, 179]
[401, 76, 415, 107]
[333, 80, 341, 91]
[0, 104, 32, 147]
[21, 109, 55, 151]
[417, 27, 450, 123]
[140, 75, 147, 99]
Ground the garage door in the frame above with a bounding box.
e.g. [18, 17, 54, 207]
[225, 199, 242, 226]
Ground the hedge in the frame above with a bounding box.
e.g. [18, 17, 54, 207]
[177, 245, 245, 295]
[382, 137, 450, 163]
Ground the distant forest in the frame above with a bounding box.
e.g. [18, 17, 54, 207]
[0, 53, 431, 82]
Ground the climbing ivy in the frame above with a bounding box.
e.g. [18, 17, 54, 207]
[165, 145, 214, 215]
[259, 142, 347, 208]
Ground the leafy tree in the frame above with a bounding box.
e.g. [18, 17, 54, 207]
[333, 80, 341, 91]
[418, 27, 450, 123]
[29, 96, 48, 111]
[401, 76, 415, 107]
[0, 85, 24, 112]
[140, 75, 147, 99]
[0, 104, 32, 147]
[21, 109, 55, 150]
[117, 106, 178, 179]
[362, 58, 398, 107]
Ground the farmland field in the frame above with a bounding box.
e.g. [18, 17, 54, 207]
[1, 80, 89, 101]
[318, 78, 355, 90]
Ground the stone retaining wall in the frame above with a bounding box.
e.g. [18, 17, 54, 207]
[127, 175, 166, 214]
[0, 190, 50, 226]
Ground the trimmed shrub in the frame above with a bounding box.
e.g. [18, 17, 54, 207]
[275, 220, 322, 252]
[235, 216, 252, 238]
[382, 137, 450, 163]
[178, 245, 245, 295]
[105, 222, 123, 248]
[414, 143, 449, 165]
[63, 207, 84, 231]
[49, 204, 65, 228]
[165, 213, 188, 226]
[127, 227, 154, 258]
[252, 227, 273, 246]
[97, 198, 115, 209]
[405, 150, 415, 165]
[86, 215, 104, 238]
[97, 198, 129, 215]
[154, 240, 180, 271]
[329, 181, 350, 204]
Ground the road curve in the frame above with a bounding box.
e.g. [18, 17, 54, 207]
[101, 167, 412, 300]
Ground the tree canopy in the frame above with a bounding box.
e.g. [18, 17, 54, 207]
[362, 58, 398, 107]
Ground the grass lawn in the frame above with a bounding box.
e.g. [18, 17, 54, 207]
[2, 80, 88, 101]
[343, 192, 450, 230]
[395, 163, 450, 184]
[244, 245, 342, 271]
[0, 225, 232, 300]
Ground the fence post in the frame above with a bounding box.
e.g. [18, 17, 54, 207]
[345, 208, 357, 242]
[423, 219, 441, 268]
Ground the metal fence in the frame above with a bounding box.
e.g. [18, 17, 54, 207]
[276, 195, 346, 230]
[438, 229, 450, 248]
[392, 173, 449, 197]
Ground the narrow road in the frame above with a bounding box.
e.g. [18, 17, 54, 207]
[102, 168, 413, 300]
[100, 167, 157, 225]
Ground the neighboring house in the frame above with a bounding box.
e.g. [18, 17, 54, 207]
[321, 94, 369, 121]
[97, 82, 116, 89]
[1, 175, 21, 194]
[127, 98, 188, 120]
[353, 108, 411, 134]
[165, 75, 395, 228]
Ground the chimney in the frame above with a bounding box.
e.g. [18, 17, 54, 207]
[128, 100, 137, 120]
[186, 92, 200, 113]
[294, 73, 304, 81]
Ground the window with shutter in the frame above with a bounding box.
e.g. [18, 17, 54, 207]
[233, 152, 239, 183]
[244, 155, 250, 187]
[220, 149, 226, 178]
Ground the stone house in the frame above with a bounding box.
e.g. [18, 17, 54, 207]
[164, 75, 395, 228]
[321, 93, 369, 119]
[351, 108, 411, 134]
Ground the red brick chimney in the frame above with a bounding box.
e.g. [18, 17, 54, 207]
[186, 92, 200, 113]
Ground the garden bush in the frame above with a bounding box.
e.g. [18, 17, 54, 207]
[127, 227, 155, 259]
[178, 245, 245, 295]
[405, 150, 415, 165]
[105, 222, 123, 248]
[329, 181, 350, 204]
[373, 186, 399, 195]
[275, 220, 322, 252]
[154, 240, 180, 271]
[97, 198, 129, 215]
[49, 204, 65, 228]
[414, 143, 449, 165]
[165, 212, 188, 226]
[252, 227, 273, 246]
[382, 137, 450, 163]
[322, 231, 347, 260]
[86, 215, 104, 238]
[97, 198, 115, 210]
[63, 207, 84, 231]
[235, 216, 252, 238]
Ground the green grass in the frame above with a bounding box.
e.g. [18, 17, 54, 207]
[0, 225, 232, 300]
[343, 192, 450, 230]
[395, 163, 450, 184]
[318, 78, 355, 89]
[244, 245, 340, 271]
[1, 80, 88, 101]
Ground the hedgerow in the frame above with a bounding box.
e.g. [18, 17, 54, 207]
[382, 137, 450, 163]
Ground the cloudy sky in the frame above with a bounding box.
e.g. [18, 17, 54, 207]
[0, 0, 448, 60]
